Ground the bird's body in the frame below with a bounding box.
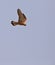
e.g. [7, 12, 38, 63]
[11, 9, 27, 26]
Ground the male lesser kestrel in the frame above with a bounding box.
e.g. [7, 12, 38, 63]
[11, 9, 27, 26]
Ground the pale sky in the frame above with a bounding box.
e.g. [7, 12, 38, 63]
[0, 0, 55, 65]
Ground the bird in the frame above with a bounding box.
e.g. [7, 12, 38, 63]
[11, 9, 27, 26]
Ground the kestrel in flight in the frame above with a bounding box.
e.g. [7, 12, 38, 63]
[11, 9, 27, 26]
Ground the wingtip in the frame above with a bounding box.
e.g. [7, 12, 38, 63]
[11, 21, 15, 26]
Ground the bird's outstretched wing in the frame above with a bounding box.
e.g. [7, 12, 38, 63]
[11, 21, 18, 26]
[23, 13, 27, 20]
[17, 9, 23, 17]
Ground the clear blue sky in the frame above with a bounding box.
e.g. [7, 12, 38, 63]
[0, 0, 55, 65]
